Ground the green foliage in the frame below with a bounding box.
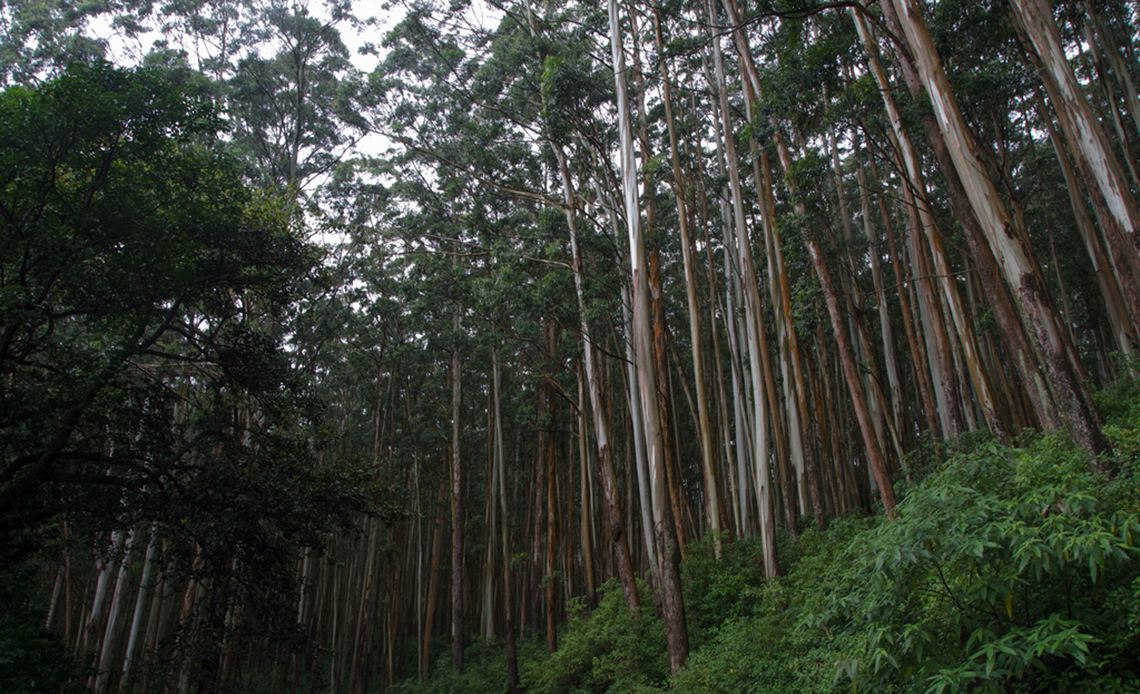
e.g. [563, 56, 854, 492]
[1097, 357, 1140, 481]
[0, 63, 392, 656]
[389, 637, 544, 694]
[681, 533, 766, 646]
[825, 436, 1140, 693]
[522, 580, 667, 694]
[0, 564, 87, 694]
[668, 434, 1140, 694]
[671, 611, 841, 694]
[673, 517, 875, 694]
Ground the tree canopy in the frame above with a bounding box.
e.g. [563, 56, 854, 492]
[3, 0, 1140, 692]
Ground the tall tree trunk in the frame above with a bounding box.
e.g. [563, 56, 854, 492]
[1012, 0, 1140, 251]
[886, 0, 1110, 460]
[654, 10, 722, 555]
[805, 241, 899, 518]
[854, 11, 1008, 442]
[707, 0, 782, 568]
[1022, 36, 1140, 338]
[609, 0, 688, 670]
[529, 378, 549, 634]
[1038, 94, 1137, 356]
[95, 528, 135, 694]
[421, 479, 445, 681]
[544, 321, 559, 654]
[874, 3, 1063, 435]
[577, 367, 597, 605]
[481, 368, 497, 641]
[620, 286, 658, 575]
[650, 252, 688, 556]
[855, 158, 904, 447]
[556, 144, 641, 614]
[122, 524, 159, 686]
[449, 304, 464, 673]
[492, 351, 520, 694]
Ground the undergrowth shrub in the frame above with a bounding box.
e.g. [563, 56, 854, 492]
[822, 435, 1140, 693]
[672, 515, 876, 694]
[681, 533, 766, 648]
[521, 579, 666, 694]
[388, 637, 542, 694]
[1098, 359, 1140, 483]
[0, 563, 88, 694]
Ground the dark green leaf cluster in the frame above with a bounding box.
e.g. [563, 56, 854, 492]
[0, 64, 393, 644]
[0, 563, 88, 694]
[826, 436, 1140, 693]
[522, 580, 668, 694]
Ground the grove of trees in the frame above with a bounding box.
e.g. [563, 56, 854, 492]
[3, 0, 1140, 692]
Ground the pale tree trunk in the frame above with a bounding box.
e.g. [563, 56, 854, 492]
[620, 286, 658, 574]
[827, 118, 903, 471]
[905, 197, 964, 439]
[83, 530, 125, 656]
[1038, 96, 1137, 356]
[122, 523, 159, 685]
[350, 518, 379, 694]
[576, 367, 596, 605]
[707, 78, 754, 533]
[887, 0, 1110, 460]
[766, 93, 896, 519]
[721, 0, 832, 529]
[654, 9, 721, 557]
[750, 149, 802, 536]
[449, 301, 464, 673]
[854, 159, 904, 444]
[1084, 20, 1140, 191]
[853, 10, 1008, 442]
[492, 350, 520, 694]
[1026, 43, 1140, 337]
[555, 144, 641, 614]
[543, 321, 558, 654]
[770, 144, 832, 528]
[421, 479, 445, 680]
[806, 243, 899, 518]
[411, 455, 423, 686]
[875, 2, 1063, 434]
[871, 155, 939, 440]
[707, 0, 781, 569]
[1086, 3, 1140, 148]
[826, 111, 895, 468]
[609, 0, 688, 670]
[1012, 0, 1140, 248]
[481, 399, 496, 642]
[529, 371, 549, 634]
[760, 155, 809, 530]
[650, 253, 689, 556]
[701, 47, 759, 533]
[692, 111, 742, 536]
[94, 528, 134, 694]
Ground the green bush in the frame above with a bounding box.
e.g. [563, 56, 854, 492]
[673, 516, 874, 694]
[823, 436, 1140, 693]
[682, 533, 766, 648]
[0, 565, 88, 694]
[388, 637, 543, 694]
[1097, 359, 1140, 487]
[521, 580, 666, 694]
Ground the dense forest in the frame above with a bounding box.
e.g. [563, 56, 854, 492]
[3, 0, 1140, 691]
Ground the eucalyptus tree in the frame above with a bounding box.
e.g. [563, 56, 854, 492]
[369, 2, 584, 672]
[882, 0, 1110, 460]
[0, 0, 112, 83]
[227, 1, 372, 192]
[609, 0, 689, 671]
